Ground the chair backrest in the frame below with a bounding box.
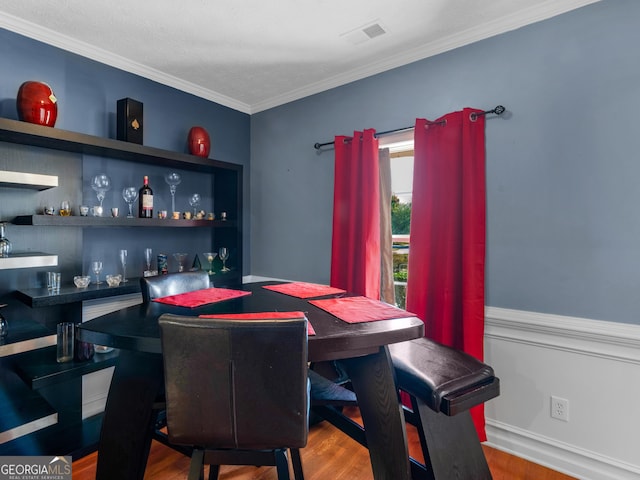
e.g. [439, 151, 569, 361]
[158, 313, 309, 450]
[140, 271, 210, 303]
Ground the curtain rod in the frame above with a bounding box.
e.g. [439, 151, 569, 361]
[313, 105, 506, 150]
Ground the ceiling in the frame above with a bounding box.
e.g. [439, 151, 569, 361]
[0, 0, 599, 114]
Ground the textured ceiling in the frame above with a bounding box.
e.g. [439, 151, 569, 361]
[0, 0, 599, 113]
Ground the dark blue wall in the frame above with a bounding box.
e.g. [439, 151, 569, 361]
[251, 0, 640, 325]
[0, 29, 250, 160]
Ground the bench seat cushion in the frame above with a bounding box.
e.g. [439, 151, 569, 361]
[389, 338, 499, 416]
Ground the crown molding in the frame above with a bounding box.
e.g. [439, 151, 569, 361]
[1, 0, 600, 115]
[0, 13, 252, 114]
[250, 0, 601, 113]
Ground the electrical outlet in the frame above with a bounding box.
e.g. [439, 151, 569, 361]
[551, 396, 569, 422]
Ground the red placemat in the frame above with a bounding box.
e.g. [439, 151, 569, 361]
[263, 282, 346, 298]
[199, 311, 315, 335]
[309, 296, 414, 324]
[153, 287, 251, 308]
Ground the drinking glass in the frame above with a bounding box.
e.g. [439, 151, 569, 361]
[173, 252, 188, 272]
[119, 249, 128, 282]
[59, 200, 71, 216]
[189, 193, 201, 216]
[91, 173, 111, 207]
[202, 252, 217, 275]
[56, 322, 74, 363]
[47, 271, 61, 293]
[144, 248, 152, 271]
[164, 172, 182, 214]
[92, 260, 103, 284]
[122, 187, 138, 218]
[218, 247, 230, 272]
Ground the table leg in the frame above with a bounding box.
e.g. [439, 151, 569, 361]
[95, 350, 164, 480]
[342, 346, 411, 480]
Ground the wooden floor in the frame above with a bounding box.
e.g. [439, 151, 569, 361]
[72, 407, 576, 480]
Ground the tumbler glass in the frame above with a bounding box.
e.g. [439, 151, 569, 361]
[56, 322, 74, 363]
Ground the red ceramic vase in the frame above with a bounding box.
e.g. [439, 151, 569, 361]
[17, 81, 58, 127]
[188, 126, 211, 157]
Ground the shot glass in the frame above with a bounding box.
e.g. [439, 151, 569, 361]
[56, 322, 74, 363]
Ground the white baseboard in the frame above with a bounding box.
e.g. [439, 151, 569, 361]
[486, 419, 640, 480]
[484, 307, 640, 480]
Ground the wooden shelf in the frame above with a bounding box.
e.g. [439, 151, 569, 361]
[0, 410, 104, 458]
[12, 215, 236, 228]
[0, 367, 57, 445]
[14, 345, 119, 390]
[0, 117, 241, 174]
[0, 316, 55, 358]
[0, 169, 58, 190]
[16, 280, 142, 308]
[0, 252, 58, 270]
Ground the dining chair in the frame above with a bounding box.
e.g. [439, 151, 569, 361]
[140, 270, 210, 303]
[158, 312, 309, 480]
[140, 270, 211, 451]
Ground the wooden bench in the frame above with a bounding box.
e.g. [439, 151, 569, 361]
[311, 338, 500, 480]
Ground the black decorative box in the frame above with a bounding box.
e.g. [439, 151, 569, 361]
[117, 98, 143, 144]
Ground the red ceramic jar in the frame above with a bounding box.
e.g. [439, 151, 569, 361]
[188, 126, 211, 157]
[17, 81, 58, 127]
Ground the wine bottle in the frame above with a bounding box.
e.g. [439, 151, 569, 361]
[138, 175, 154, 218]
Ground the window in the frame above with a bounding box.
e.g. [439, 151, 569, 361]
[380, 132, 414, 308]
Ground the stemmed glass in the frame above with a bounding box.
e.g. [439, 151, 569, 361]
[218, 247, 230, 272]
[202, 252, 217, 275]
[164, 172, 182, 214]
[173, 253, 188, 272]
[92, 261, 103, 284]
[189, 193, 201, 216]
[119, 249, 128, 282]
[122, 187, 138, 218]
[91, 174, 111, 207]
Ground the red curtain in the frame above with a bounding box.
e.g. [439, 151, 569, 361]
[406, 109, 487, 440]
[330, 129, 381, 299]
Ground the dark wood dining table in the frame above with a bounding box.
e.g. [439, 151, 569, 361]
[78, 281, 424, 480]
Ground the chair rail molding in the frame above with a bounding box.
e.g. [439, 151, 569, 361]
[483, 306, 640, 480]
[485, 306, 640, 364]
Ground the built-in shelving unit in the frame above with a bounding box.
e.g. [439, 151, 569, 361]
[0, 115, 243, 275]
[0, 115, 242, 457]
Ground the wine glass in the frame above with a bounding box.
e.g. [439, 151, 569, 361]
[189, 193, 201, 216]
[218, 247, 230, 272]
[164, 172, 182, 214]
[122, 187, 138, 218]
[91, 173, 111, 207]
[202, 252, 217, 275]
[119, 249, 128, 282]
[173, 252, 188, 272]
[92, 261, 103, 284]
